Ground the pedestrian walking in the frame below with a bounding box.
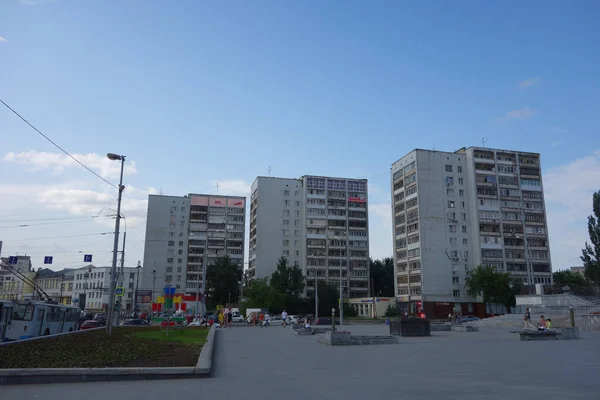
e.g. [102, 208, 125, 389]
[281, 310, 288, 327]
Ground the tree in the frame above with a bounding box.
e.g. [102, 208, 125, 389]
[243, 278, 287, 313]
[205, 256, 242, 310]
[581, 190, 600, 285]
[370, 257, 394, 297]
[309, 282, 339, 317]
[553, 270, 590, 288]
[465, 266, 520, 314]
[269, 257, 305, 298]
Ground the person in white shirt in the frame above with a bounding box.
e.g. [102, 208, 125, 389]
[281, 310, 288, 327]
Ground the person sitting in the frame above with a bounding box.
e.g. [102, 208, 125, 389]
[537, 315, 547, 330]
[546, 318, 552, 330]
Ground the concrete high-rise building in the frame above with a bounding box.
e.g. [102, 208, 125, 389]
[141, 193, 246, 304]
[390, 147, 552, 318]
[249, 175, 370, 299]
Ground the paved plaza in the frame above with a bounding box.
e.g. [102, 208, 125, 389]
[3, 325, 600, 400]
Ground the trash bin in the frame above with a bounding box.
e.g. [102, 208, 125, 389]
[389, 317, 431, 337]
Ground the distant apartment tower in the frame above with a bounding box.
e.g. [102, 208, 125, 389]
[391, 148, 552, 317]
[141, 194, 246, 301]
[249, 176, 370, 299]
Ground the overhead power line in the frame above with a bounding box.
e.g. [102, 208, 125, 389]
[2, 232, 114, 242]
[0, 216, 112, 229]
[0, 98, 117, 189]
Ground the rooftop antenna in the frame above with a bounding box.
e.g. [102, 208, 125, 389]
[216, 182, 220, 195]
[160, 185, 163, 195]
[268, 165, 272, 177]
[481, 137, 488, 147]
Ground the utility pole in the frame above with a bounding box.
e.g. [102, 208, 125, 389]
[134, 261, 141, 315]
[116, 230, 126, 325]
[314, 272, 319, 319]
[195, 259, 202, 317]
[152, 269, 156, 304]
[201, 239, 208, 315]
[106, 153, 126, 335]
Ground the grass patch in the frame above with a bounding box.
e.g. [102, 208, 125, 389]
[133, 327, 208, 345]
[0, 327, 209, 369]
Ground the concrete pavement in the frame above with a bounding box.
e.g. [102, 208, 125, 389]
[3, 324, 600, 400]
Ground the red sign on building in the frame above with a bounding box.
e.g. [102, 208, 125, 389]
[348, 197, 366, 203]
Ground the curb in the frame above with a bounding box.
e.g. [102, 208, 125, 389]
[0, 325, 217, 385]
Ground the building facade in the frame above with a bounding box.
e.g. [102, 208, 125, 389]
[391, 147, 552, 318]
[249, 175, 370, 299]
[0, 256, 36, 300]
[141, 193, 246, 305]
[72, 265, 139, 311]
[34, 268, 74, 304]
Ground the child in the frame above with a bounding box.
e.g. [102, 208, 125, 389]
[537, 315, 547, 330]
[546, 318, 552, 330]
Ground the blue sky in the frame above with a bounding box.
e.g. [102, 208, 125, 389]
[1, 0, 599, 272]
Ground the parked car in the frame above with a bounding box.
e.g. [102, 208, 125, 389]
[286, 315, 300, 325]
[457, 315, 480, 323]
[80, 320, 100, 330]
[93, 314, 107, 326]
[121, 319, 149, 326]
[231, 313, 245, 323]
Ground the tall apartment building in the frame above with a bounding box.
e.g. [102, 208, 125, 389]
[391, 147, 552, 318]
[141, 193, 246, 302]
[249, 176, 370, 299]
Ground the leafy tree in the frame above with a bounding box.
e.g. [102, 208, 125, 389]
[243, 278, 287, 313]
[343, 302, 357, 318]
[581, 190, 600, 285]
[370, 257, 394, 297]
[553, 270, 590, 288]
[465, 266, 520, 314]
[269, 257, 305, 298]
[309, 282, 340, 317]
[384, 304, 403, 318]
[205, 256, 242, 310]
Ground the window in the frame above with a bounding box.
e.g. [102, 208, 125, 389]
[447, 188, 454, 196]
[449, 224, 456, 232]
[452, 277, 460, 284]
[295, 190, 299, 196]
[284, 190, 290, 196]
[284, 200, 290, 206]
[458, 177, 464, 185]
[445, 165, 453, 172]
[169, 232, 174, 237]
[462, 226, 467, 233]
[450, 237, 458, 245]
[447, 201, 455, 208]
[283, 210, 290, 216]
[167, 258, 174, 263]
[179, 241, 183, 246]
[463, 238, 468, 245]
[168, 240, 174, 246]
[283, 220, 289, 226]
[459, 189, 464, 196]
[283, 240, 289, 247]
[168, 249, 174, 255]
[178, 258, 182, 264]
[296, 201, 300, 206]
[453, 290, 461, 297]
[457, 166, 463, 173]
[282, 250, 289, 256]
[178, 249, 183, 255]
[461, 213, 467, 221]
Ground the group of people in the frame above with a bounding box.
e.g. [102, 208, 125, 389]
[216, 307, 234, 328]
[523, 308, 552, 330]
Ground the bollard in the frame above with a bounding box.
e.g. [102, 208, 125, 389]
[332, 307, 336, 333]
[569, 305, 575, 328]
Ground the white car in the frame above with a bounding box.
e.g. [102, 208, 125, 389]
[286, 315, 299, 325]
[263, 316, 285, 326]
[231, 313, 244, 323]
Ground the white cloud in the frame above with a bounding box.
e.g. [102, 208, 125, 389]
[0, 37, 7, 43]
[3, 151, 137, 179]
[518, 77, 540, 89]
[496, 107, 538, 121]
[210, 180, 251, 196]
[544, 151, 600, 269]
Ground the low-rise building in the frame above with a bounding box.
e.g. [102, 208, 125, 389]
[34, 268, 75, 304]
[347, 297, 394, 318]
[0, 256, 36, 300]
[72, 265, 139, 311]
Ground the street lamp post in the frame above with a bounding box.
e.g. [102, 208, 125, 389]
[201, 238, 208, 315]
[134, 261, 141, 315]
[106, 153, 126, 335]
[335, 231, 347, 326]
[195, 259, 203, 318]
